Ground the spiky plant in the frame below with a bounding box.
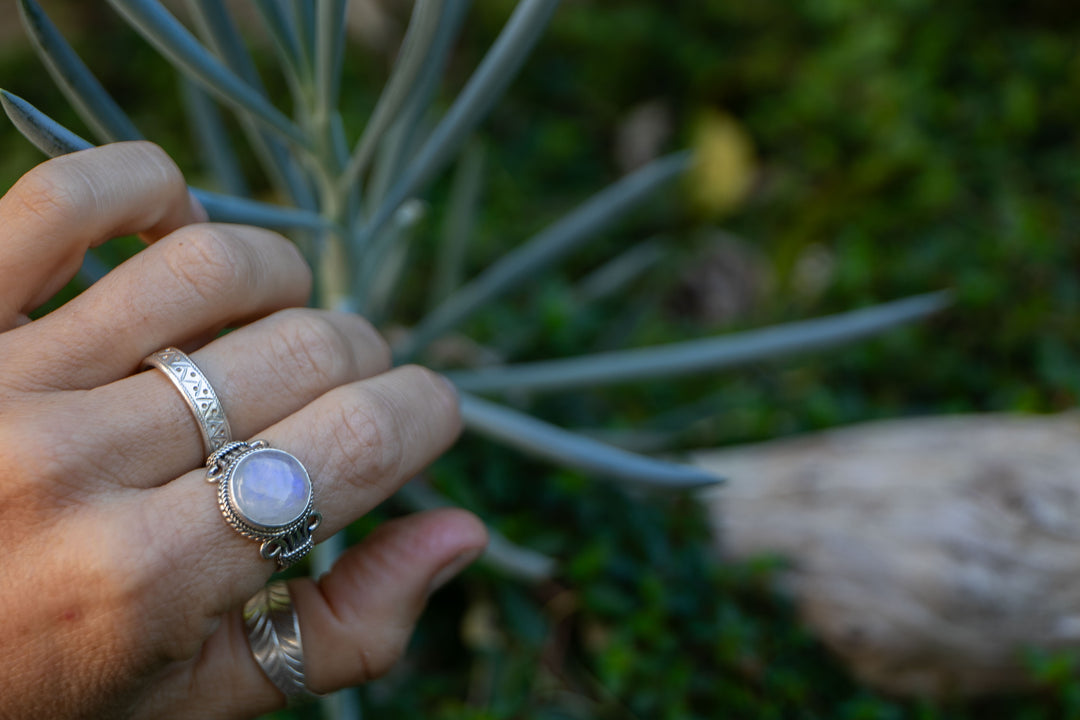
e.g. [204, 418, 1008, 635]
[1, 0, 947, 688]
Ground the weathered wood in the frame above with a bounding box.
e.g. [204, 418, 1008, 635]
[693, 413, 1080, 697]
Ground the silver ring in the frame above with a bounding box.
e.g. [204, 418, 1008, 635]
[243, 580, 325, 704]
[206, 440, 321, 571]
[143, 347, 232, 456]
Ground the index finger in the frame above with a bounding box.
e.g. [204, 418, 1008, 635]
[0, 141, 204, 327]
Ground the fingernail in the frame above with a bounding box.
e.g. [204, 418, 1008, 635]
[428, 548, 483, 595]
[188, 191, 209, 223]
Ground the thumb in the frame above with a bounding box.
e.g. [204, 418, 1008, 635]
[301, 507, 489, 691]
[151, 508, 487, 719]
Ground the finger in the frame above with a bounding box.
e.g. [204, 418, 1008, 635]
[6, 223, 312, 390]
[134, 509, 487, 719]
[95, 308, 391, 488]
[147, 364, 462, 609]
[0, 142, 203, 327]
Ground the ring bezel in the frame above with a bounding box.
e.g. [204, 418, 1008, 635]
[222, 447, 313, 535]
[208, 441, 321, 569]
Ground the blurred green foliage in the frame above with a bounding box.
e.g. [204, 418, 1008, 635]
[5, 0, 1080, 717]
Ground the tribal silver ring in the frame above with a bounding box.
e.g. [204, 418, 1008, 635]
[207, 440, 321, 571]
[244, 580, 324, 704]
[144, 347, 232, 456]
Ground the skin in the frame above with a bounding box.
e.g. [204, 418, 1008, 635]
[0, 142, 488, 719]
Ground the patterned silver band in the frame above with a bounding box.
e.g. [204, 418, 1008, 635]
[143, 347, 232, 456]
[244, 580, 324, 705]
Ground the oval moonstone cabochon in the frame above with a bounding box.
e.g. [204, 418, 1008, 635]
[229, 448, 312, 529]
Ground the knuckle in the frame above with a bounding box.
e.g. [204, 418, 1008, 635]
[400, 364, 462, 435]
[8, 158, 92, 227]
[0, 433, 39, 508]
[325, 385, 403, 488]
[265, 310, 354, 391]
[280, 240, 314, 294]
[357, 630, 410, 682]
[0, 415, 95, 513]
[124, 140, 174, 169]
[124, 141, 186, 194]
[161, 225, 251, 304]
[347, 314, 391, 372]
[3, 420, 71, 485]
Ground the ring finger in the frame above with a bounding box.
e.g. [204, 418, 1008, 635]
[18, 307, 393, 491]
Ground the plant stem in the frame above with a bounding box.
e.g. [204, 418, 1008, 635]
[305, 77, 351, 311]
[311, 153, 350, 310]
[317, 223, 352, 310]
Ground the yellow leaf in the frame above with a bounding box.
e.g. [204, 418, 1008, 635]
[689, 111, 757, 216]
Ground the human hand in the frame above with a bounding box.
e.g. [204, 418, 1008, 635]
[0, 142, 487, 719]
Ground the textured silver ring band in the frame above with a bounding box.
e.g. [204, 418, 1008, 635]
[143, 347, 232, 456]
[244, 580, 325, 705]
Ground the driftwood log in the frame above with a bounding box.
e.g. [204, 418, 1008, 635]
[692, 413, 1080, 698]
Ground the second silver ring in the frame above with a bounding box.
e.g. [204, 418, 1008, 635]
[144, 347, 232, 457]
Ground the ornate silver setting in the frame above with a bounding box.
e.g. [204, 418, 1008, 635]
[207, 440, 321, 571]
[243, 580, 324, 704]
[143, 347, 232, 456]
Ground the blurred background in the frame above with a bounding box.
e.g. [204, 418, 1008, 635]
[3, 1, 1080, 717]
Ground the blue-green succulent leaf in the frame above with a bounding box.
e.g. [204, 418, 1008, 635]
[181, 78, 249, 196]
[460, 392, 722, 489]
[251, 0, 303, 84]
[362, 0, 560, 241]
[449, 292, 953, 393]
[77, 252, 111, 286]
[397, 151, 690, 361]
[430, 140, 484, 308]
[186, 0, 265, 89]
[315, 0, 347, 115]
[104, 0, 310, 149]
[363, 0, 470, 218]
[185, 0, 315, 209]
[293, 1, 317, 81]
[577, 238, 666, 302]
[1, 89, 93, 155]
[340, 0, 444, 195]
[18, 0, 142, 143]
[190, 190, 330, 231]
[331, 111, 350, 173]
[1, 91, 327, 232]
